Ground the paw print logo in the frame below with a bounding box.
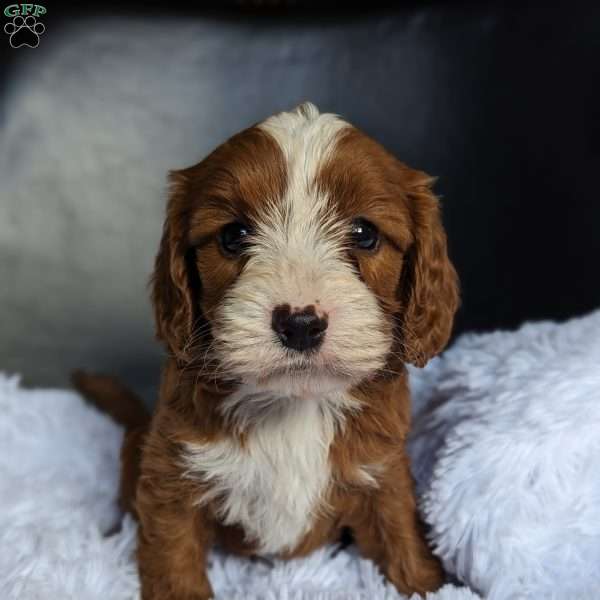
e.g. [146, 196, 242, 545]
[4, 15, 45, 48]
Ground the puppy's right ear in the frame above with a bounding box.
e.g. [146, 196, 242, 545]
[151, 171, 196, 362]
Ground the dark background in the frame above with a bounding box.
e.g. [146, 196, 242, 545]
[1, 1, 599, 402]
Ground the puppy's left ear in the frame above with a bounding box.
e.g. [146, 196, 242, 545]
[397, 170, 460, 367]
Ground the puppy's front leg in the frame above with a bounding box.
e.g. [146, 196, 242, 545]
[352, 458, 444, 596]
[136, 478, 214, 600]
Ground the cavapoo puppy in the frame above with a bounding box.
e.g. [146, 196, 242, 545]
[75, 102, 459, 600]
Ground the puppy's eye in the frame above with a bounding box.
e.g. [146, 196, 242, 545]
[219, 222, 250, 256]
[351, 218, 379, 251]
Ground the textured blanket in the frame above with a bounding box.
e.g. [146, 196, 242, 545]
[2, 311, 599, 600]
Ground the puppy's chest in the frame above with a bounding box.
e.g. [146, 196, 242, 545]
[181, 400, 339, 555]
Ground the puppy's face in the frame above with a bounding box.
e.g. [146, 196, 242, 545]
[153, 104, 459, 398]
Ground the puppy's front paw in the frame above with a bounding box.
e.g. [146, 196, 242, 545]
[140, 578, 214, 600]
[387, 555, 445, 597]
[141, 589, 213, 600]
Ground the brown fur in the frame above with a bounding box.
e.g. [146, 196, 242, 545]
[75, 118, 459, 600]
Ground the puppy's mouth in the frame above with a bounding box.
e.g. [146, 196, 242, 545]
[210, 328, 387, 396]
[258, 361, 324, 378]
[251, 359, 356, 397]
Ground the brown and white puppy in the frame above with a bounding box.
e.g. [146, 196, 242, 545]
[78, 102, 459, 600]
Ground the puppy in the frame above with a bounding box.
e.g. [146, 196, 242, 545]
[76, 102, 459, 600]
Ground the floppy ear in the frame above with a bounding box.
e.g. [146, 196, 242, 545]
[397, 171, 460, 367]
[151, 171, 197, 362]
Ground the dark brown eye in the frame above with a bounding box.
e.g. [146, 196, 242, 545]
[220, 221, 251, 256]
[351, 218, 379, 251]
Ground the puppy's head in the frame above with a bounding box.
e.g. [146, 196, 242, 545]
[152, 103, 459, 398]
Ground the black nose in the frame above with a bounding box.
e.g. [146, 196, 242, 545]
[271, 304, 328, 352]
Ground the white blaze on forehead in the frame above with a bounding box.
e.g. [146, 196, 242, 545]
[258, 102, 349, 182]
[253, 103, 352, 307]
[258, 102, 350, 229]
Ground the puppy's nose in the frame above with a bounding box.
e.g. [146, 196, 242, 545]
[271, 304, 328, 352]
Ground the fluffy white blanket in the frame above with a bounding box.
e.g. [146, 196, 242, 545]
[2, 311, 599, 600]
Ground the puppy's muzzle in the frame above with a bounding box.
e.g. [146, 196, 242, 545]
[271, 304, 328, 352]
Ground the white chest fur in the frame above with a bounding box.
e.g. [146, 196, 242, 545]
[181, 391, 353, 555]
